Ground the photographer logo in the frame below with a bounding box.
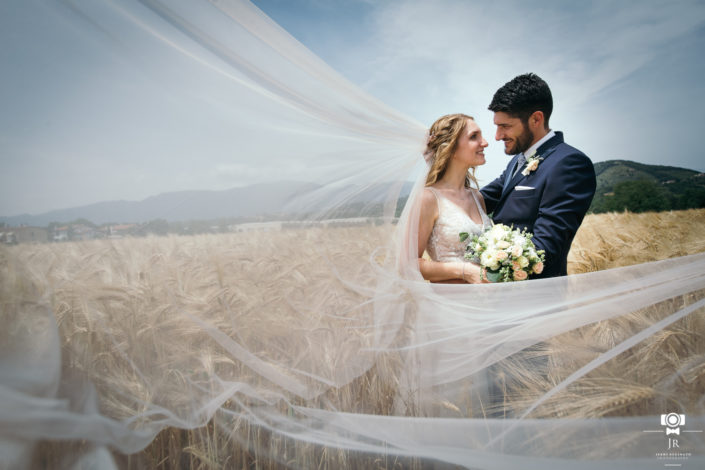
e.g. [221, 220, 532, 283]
[661, 413, 685, 446]
[644, 412, 702, 466]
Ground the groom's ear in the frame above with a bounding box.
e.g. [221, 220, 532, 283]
[528, 111, 545, 132]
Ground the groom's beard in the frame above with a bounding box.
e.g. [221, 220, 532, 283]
[505, 124, 534, 155]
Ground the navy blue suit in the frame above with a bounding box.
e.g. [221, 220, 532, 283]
[480, 132, 596, 278]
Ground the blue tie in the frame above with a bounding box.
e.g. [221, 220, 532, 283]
[513, 153, 526, 177]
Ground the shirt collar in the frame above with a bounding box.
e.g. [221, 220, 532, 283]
[524, 129, 555, 157]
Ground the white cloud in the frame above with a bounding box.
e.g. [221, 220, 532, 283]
[358, 0, 705, 109]
[311, 0, 705, 175]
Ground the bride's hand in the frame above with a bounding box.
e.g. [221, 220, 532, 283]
[462, 262, 490, 284]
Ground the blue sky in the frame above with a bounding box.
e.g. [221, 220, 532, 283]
[253, 0, 705, 172]
[1, 0, 704, 217]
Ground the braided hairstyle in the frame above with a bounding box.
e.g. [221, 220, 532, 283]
[424, 113, 478, 189]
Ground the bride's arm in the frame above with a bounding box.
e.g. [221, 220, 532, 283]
[417, 189, 484, 283]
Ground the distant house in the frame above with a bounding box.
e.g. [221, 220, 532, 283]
[228, 221, 283, 232]
[71, 224, 95, 241]
[108, 224, 137, 238]
[322, 217, 370, 228]
[230, 218, 383, 232]
[13, 226, 49, 244]
[0, 231, 16, 244]
[53, 226, 69, 242]
[95, 226, 110, 239]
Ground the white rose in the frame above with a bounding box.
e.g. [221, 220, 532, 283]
[512, 235, 526, 246]
[511, 245, 523, 257]
[482, 253, 499, 271]
[490, 225, 507, 239]
[518, 256, 529, 268]
[496, 240, 511, 249]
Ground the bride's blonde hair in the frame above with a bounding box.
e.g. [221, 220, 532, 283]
[425, 113, 479, 189]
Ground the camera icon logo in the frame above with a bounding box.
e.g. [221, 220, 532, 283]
[661, 413, 685, 435]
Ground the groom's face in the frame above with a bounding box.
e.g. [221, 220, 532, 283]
[493, 112, 533, 155]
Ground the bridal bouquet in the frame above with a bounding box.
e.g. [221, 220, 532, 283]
[460, 224, 545, 282]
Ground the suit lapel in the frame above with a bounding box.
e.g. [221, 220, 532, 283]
[502, 154, 522, 192]
[496, 132, 565, 208]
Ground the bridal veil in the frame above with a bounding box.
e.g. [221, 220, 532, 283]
[1, 1, 704, 468]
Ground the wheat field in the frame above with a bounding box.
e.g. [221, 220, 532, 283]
[2, 209, 705, 468]
[568, 208, 705, 273]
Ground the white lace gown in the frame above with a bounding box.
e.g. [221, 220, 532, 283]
[416, 187, 494, 417]
[425, 187, 492, 262]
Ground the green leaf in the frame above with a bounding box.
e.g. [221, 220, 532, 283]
[459, 232, 469, 242]
[486, 270, 503, 283]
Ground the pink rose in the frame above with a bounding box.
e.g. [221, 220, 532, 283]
[513, 269, 528, 281]
[533, 261, 544, 274]
[512, 260, 521, 271]
[496, 251, 509, 261]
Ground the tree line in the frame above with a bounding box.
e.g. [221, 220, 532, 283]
[589, 179, 705, 213]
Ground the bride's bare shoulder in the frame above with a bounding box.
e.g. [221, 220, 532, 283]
[420, 187, 439, 217]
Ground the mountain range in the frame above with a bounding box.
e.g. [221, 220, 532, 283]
[2, 161, 703, 226]
[1, 181, 414, 227]
[589, 160, 705, 213]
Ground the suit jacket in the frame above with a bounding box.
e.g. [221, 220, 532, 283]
[480, 132, 596, 278]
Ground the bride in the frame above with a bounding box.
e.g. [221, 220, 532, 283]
[418, 113, 491, 284]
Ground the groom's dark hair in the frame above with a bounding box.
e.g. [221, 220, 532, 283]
[488, 73, 553, 129]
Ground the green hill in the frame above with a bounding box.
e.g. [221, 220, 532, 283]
[589, 160, 705, 213]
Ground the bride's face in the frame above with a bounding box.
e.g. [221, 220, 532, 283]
[453, 119, 488, 167]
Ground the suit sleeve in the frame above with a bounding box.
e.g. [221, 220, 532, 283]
[480, 169, 507, 215]
[531, 153, 596, 266]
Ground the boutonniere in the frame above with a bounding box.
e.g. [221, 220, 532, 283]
[521, 151, 543, 176]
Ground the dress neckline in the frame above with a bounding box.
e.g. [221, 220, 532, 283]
[428, 187, 485, 227]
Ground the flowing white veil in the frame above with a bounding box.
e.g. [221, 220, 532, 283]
[1, 1, 704, 468]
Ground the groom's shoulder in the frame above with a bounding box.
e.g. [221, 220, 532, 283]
[555, 139, 588, 158]
[542, 132, 589, 162]
[548, 139, 595, 178]
[553, 140, 592, 167]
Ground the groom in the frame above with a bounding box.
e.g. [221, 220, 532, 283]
[480, 73, 596, 278]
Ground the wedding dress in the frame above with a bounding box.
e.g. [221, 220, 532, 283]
[425, 187, 492, 262]
[1, 1, 704, 469]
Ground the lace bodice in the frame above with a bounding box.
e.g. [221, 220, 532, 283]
[426, 187, 492, 262]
